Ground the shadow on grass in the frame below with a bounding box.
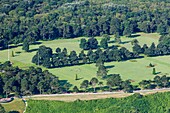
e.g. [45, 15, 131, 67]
[76, 77, 84, 81]
[28, 48, 38, 52]
[155, 72, 161, 75]
[128, 34, 141, 38]
[105, 65, 115, 69]
[9, 111, 20, 113]
[120, 41, 131, 44]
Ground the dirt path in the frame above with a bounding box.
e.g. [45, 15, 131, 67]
[23, 88, 170, 102]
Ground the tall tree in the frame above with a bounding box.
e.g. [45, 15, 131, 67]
[96, 64, 107, 78]
[22, 40, 29, 52]
[80, 80, 89, 92]
[90, 77, 98, 92]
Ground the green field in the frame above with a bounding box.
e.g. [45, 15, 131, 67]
[25, 92, 170, 113]
[1, 98, 25, 113]
[1, 32, 169, 87]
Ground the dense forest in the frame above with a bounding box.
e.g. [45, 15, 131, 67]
[25, 92, 170, 113]
[0, 61, 71, 97]
[0, 0, 170, 49]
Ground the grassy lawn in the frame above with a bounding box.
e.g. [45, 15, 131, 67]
[0, 32, 169, 87]
[1, 98, 25, 113]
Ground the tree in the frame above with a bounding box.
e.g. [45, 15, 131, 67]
[161, 75, 169, 88]
[90, 77, 98, 92]
[97, 64, 107, 78]
[75, 74, 78, 80]
[95, 58, 104, 67]
[139, 80, 150, 89]
[152, 68, 156, 75]
[98, 81, 103, 91]
[121, 80, 133, 93]
[154, 76, 161, 88]
[0, 104, 6, 113]
[80, 38, 88, 50]
[131, 39, 139, 45]
[115, 32, 121, 44]
[132, 44, 143, 54]
[87, 37, 98, 49]
[73, 86, 79, 93]
[11, 51, 14, 57]
[106, 74, 122, 91]
[56, 47, 61, 54]
[100, 38, 108, 49]
[80, 80, 89, 92]
[63, 83, 71, 93]
[22, 40, 29, 52]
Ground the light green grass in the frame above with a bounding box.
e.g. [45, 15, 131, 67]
[1, 98, 25, 113]
[0, 33, 169, 87]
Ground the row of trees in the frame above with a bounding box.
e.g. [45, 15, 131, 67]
[0, 61, 70, 97]
[139, 75, 170, 89]
[78, 73, 170, 93]
[1, 0, 170, 49]
[32, 45, 139, 68]
[132, 34, 170, 56]
[80, 35, 111, 50]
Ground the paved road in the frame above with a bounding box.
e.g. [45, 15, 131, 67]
[23, 88, 170, 98]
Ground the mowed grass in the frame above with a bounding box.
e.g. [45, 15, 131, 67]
[0, 32, 169, 87]
[1, 98, 25, 113]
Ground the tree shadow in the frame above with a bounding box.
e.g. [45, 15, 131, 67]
[9, 111, 20, 113]
[128, 34, 141, 38]
[59, 80, 68, 86]
[76, 77, 84, 80]
[28, 48, 38, 53]
[105, 65, 115, 69]
[120, 41, 131, 44]
[108, 40, 115, 43]
[108, 45, 118, 49]
[32, 42, 42, 45]
[155, 72, 161, 75]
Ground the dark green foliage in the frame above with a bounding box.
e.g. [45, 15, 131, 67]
[0, 0, 170, 50]
[80, 80, 89, 92]
[90, 77, 98, 92]
[97, 64, 107, 78]
[32, 44, 138, 68]
[26, 92, 170, 113]
[132, 44, 143, 54]
[73, 86, 79, 93]
[107, 74, 122, 90]
[152, 68, 156, 75]
[100, 38, 108, 49]
[0, 62, 69, 96]
[79, 37, 98, 50]
[22, 40, 29, 52]
[8, 111, 20, 113]
[0, 104, 5, 113]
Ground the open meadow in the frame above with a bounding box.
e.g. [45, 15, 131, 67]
[0, 33, 170, 87]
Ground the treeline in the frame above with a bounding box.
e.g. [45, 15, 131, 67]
[132, 34, 170, 56]
[139, 75, 170, 89]
[79, 74, 134, 93]
[0, 61, 71, 97]
[32, 44, 139, 68]
[1, 0, 170, 49]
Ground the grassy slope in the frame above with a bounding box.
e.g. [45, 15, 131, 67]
[1, 98, 25, 113]
[1, 33, 170, 87]
[25, 92, 170, 113]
